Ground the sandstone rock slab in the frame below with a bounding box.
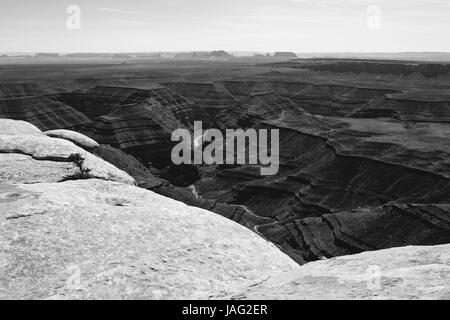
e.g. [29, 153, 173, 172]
[0, 120, 135, 186]
[229, 244, 450, 300]
[44, 129, 100, 149]
[0, 118, 42, 135]
[0, 179, 298, 299]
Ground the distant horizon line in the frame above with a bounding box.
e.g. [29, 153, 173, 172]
[2, 51, 450, 55]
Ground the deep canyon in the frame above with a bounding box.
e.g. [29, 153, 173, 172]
[1, 57, 449, 268]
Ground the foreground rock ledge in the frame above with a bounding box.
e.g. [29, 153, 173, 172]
[0, 179, 298, 299]
[228, 244, 450, 300]
[0, 119, 135, 185]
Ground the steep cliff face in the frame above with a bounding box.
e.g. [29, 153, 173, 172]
[351, 97, 450, 122]
[0, 84, 90, 130]
[91, 143, 275, 230]
[192, 112, 449, 263]
[259, 204, 450, 263]
[59, 86, 212, 166]
[246, 80, 450, 123]
[271, 59, 450, 78]
[162, 82, 242, 128]
[0, 83, 58, 97]
[162, 81, 450, 264]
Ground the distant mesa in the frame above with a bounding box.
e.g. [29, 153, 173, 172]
[2, 51, 300, 60]
[11, 54, 33, 58]
[113, 53, 133, 59]
[35, 52, 60, 58]
[133, 52, 163, 59]
[209, 50, 233, 58]
[64, 52, 108, 58]
[273, 51, 298, 58]
[59, 53, 163, 59]
[174, 50, 233, 60]
[251, 52, 297, 59]
[174, 52, 194, 59]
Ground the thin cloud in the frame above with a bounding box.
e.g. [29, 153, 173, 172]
[93, 7, 142, 15]
[195, 17, 258, 29]
[109, 19, 153, 26]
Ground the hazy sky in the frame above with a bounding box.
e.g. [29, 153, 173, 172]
[1, 0, 449, 53]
